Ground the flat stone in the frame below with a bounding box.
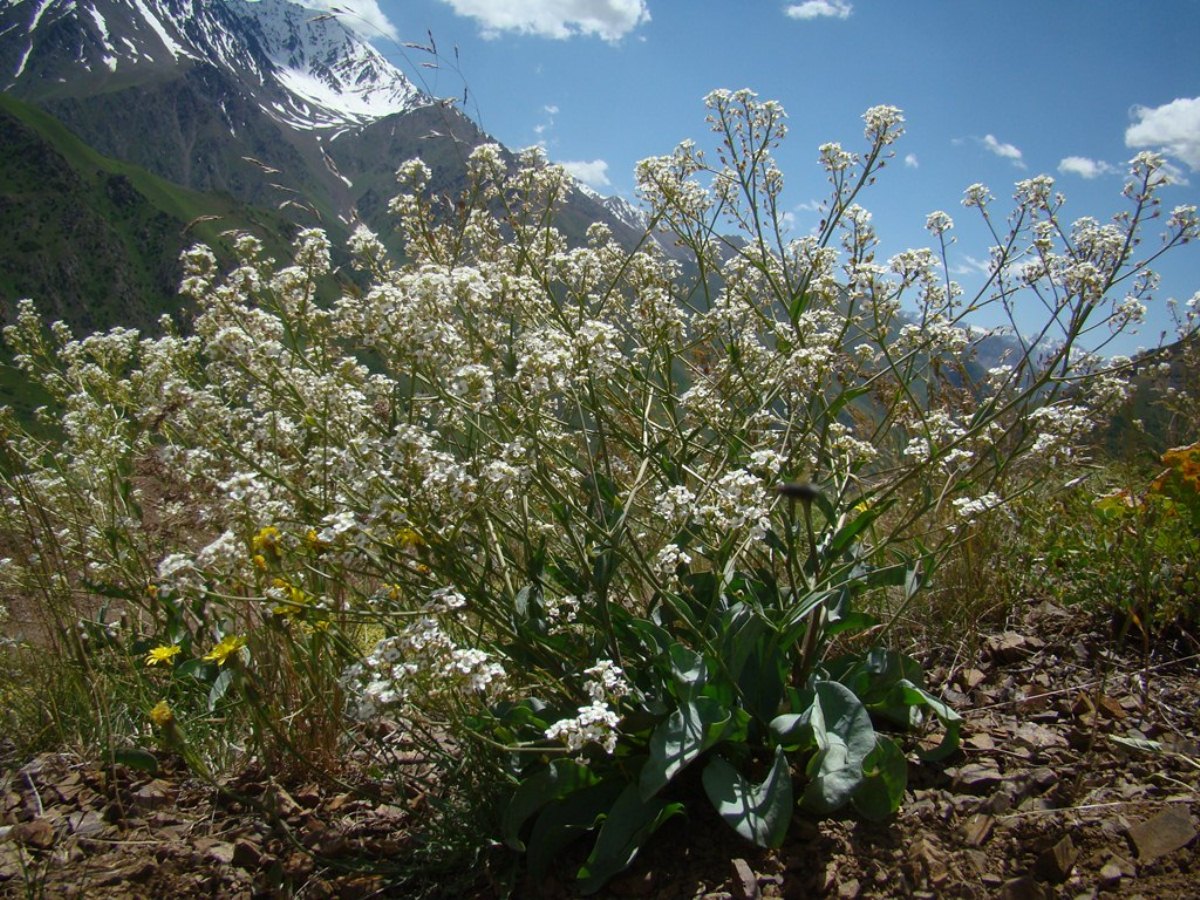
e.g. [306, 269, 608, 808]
[731, 858, 761, 900]
[203, 841, 236, 865]
[999, 874, 1048, 900]
[953, 764, 1005, 794]
[232, 836, 266, 869]
[962, 813, 995, 847]
[131, 778, 175, 811]
[1127, 806, 1197, 861]
[11, 818, 56, 850]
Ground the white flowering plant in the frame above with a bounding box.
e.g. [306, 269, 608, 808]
[1, 88, 1196, 887]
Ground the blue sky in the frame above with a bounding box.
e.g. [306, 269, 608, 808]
[327, 0, 1200, 356]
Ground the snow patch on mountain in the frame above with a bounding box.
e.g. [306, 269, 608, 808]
[227, 0, 422, 128]
[1, 0, 425, 128]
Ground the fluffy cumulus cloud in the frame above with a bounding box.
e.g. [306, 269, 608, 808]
[438, 0, 650, 41]
[904, 153, 919, 168]
[784, 0, 852, 19]
[301, 0, 399, 41]
[1057, 156, 1118, 179]
[561, 159, 611, 189]
[981, 134, 1025, 168]
[1125, 97, 1200, 170]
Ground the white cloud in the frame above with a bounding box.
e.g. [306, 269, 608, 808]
[784, 0, 853, 20]
[1158, 159, 1191, 187]
[950, 255, 993, 278]
[438, 0, 650, 41]
[1125, 97, 1200, 170]
[904, 153, 919, 168]
[562, 159, 611, 189]
[981, 134, 1025, 168]
[1057, 156, 1118, 179]
[301, 0, 399, 41]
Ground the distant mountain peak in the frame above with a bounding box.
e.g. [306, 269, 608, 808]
[0, 0, 425, 129]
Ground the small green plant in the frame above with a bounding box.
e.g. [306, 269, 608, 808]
[498, 491, 960, 890]
[1028, 440, 1200, 640]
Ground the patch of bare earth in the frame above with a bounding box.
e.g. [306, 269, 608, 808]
[2, 600, 1198, 898]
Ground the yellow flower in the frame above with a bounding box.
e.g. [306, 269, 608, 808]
[252, 553, 268, 571]
[145, 644, 182, 667]
[395, 527, 424, 550]
[149, 700, 174, 727]
[204, 634, 247, 666]
[251, 526, 280, 555]
[305, 528, 328, 553]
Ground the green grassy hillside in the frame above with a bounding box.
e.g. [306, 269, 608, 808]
[0, 93, 295, 336]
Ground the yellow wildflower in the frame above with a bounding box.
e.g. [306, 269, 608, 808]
[204, 634, 247, 666]
[252, 553, 268, 571]
[251, 526, 280, 555]
[145, 644, 182, 667]
[395, 527, 424, 550]
[149, 700, 174, 727]
[1158, 441, 1200, 493]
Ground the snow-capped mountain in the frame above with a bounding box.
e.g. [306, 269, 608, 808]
[0, 0, 423, 129]
[0, 0, 655, 331]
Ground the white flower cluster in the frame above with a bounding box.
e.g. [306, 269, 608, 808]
[544, 702, 621, 758]
[951, 492, 1004, 525]
[344, 609, 506, 720]
[543, 660, 629, 760]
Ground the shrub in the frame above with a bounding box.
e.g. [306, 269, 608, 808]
[1, 89, 1196, 889]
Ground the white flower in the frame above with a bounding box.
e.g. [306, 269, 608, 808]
[545, 702, 621, 757]
[952, 492, 1003, 524]
[583, 660, 631, 702]
[653, 543, 691, 579]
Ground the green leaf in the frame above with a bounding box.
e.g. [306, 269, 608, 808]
[827, 499, 894, 558]
[851, 735, 907, 821]
[639, 696, 731, 799]
[503, 758, 599, 851]
[113, 747, 159, 774]
[176, 658, 210, 682]
[769, 710, 818, 753]
[799, 681, 876, 815]
[207, 666, 235, 711]
[900, 685, 962, 762]
[577, 784, 684, 894]
[702, 746, 793, 848]
[823, 610, 878, 638]
[526, 778, 625, 880]
[668, 643, 707, 698]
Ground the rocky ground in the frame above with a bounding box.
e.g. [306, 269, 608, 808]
[2, 599, 1198, 898]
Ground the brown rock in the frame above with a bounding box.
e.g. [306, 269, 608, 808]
[963, 813, 995, 847]
[732, 858, 761, 900]
[11, 818, 56, 849]
[1035, 834, 1078, 883]
[131, 778, 175, 811]
[1096, 695, 1127, 720]
[203, 841, 236, 865]
[999, 874, 1048, 899]
[835, 877, 861, 898]
[953, 764, 1005, 794]
[232, 836, 265, 869]
[909, 837, 950, 888]
[1127, 806, 1197, 861]
[959, 668, 987, 690]
[987, 632, 1032, 663]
